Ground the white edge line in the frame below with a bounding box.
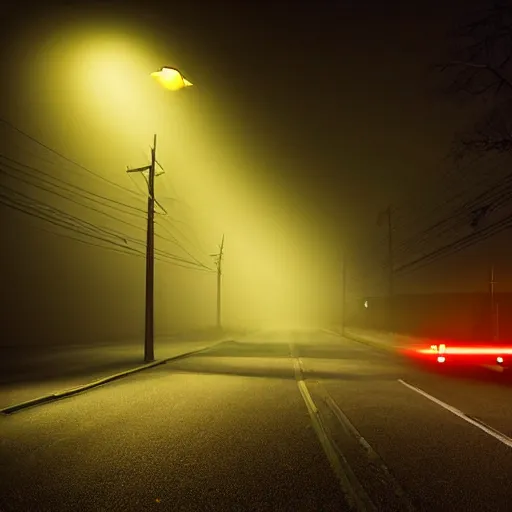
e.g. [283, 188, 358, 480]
[398, 379, 512, 448]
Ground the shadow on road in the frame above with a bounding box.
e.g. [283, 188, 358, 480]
[160, 341, 405, 382]
[0, 329, 238, 387]
[2, 334, 511, 391]
[0, 355, 147, 386]
[167, 360, 400, 382]
[194, 340, 371, 360]
[170, 341, 512, 388]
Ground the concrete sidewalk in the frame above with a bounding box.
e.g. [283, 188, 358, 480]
[0, 331, 243, 411]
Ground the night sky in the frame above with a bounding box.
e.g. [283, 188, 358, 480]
[1, 0, 467, 219]
[1, 0, 510, 344]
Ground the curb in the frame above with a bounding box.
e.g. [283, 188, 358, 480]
[346, 334, 398, 353]
[323, 328, 400, 354]
[0, 340, 230, 415]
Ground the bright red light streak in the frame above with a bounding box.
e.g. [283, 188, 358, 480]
[417, 347, 512, 355]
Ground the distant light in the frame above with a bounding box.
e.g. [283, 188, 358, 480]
[151, 67, 193, 91]
[497, 356, 504, 364]
[438, 344, 446, 354]
[437, 356, 446, 363]
[364, 300, 368, 309]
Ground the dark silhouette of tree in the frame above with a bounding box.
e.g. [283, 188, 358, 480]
[440, 0, 512, 158]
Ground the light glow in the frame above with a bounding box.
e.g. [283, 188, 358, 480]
[7, 14, 340, 332]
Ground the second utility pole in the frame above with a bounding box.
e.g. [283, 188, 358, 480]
[385, 205, 394, 298]
[378, 205, 394, 331]
[490, 264, 499, 342]
[215, 234, 225, 330]
[342, 249, 347, 336]
[127, 134, 157, 362]
[386, 206, 394, 332]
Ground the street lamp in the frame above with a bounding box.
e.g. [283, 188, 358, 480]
[151, 66, 193, 91]
[129, 66, 192, 363]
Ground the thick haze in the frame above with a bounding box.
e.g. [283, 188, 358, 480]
[1, 0, 510, 346]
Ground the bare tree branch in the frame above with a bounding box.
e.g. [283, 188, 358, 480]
[439, 1, 512, 160]
[447, 60, 512, 93]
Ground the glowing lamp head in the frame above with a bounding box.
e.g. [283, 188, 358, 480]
[151, 67, 193, 91]
[497, 356, 504, 364]
[437, 356, 446, 363]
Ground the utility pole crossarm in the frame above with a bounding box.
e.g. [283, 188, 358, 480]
[126, 165, 151, 173]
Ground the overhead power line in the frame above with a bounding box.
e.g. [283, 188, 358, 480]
[0, 160, 212, 263]
[0, 188, 213, 271]
[394, 170, 512, 263]
[395, 214, 512, 275]
[155, 220, 211, 269]
[381, 152, 503, 244]
[0, 163, 148, 228]
[22, 217, 214, 272]
[0, 116, 145, 199]
[391, 151, 499, 236]
[0, 154, 147, 216]
[0, 118, 216, 274]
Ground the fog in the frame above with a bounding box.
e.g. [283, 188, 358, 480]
[4, 1, 512, 350]
[0, 7, 341, 347]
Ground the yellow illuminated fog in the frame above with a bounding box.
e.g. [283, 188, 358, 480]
[3, 11, 341, 336]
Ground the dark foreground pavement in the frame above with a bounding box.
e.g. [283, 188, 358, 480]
[1, 329, 512, 511]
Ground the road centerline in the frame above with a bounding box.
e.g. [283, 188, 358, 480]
[289, 341, 376, 511]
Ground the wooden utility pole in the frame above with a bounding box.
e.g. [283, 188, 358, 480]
[490, 265, 499, 342]
[342, 249, 347, 336]
[127, 134, 157, 362]
[212, 234, 225, 330]
[378, 205, 394, 330]
[377, 206, 394, 297]
[386, 206, 394, 298]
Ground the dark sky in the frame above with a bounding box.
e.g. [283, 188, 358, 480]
[2, 0, 466, 227]
[1, 0, 509, 343]
[151, 0, 460, 219]
[126, 0, 477, 241]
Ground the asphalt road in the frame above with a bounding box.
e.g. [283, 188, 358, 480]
[1, 329, 512, 511]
